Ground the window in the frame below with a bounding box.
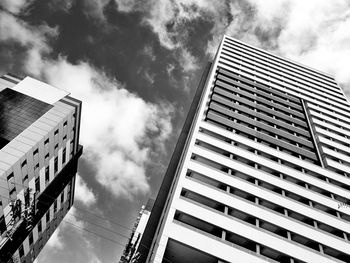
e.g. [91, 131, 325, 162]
[29, 233, 33, 245]
[44, 138, 49, 145]
[54, 129, 59, 135]
[45, 167, 49, 183]
[35, 177, 40, 193]
[63, 121, 67, 127]
[54, 144, 58, 151]
[7, 172, 14, 181]
[34, 163, 39, 171]
[60, 192, 64, 204]
[9, 187, 16, 196]
[46, 212, 50, 223]
[22, 174, 28, 183]
[0, 215, 6, 235]
[33, 148, 38, 156]
[19, 245, 24, 258]
[62, 148, 66, 164]
[54, 157, 58, 173]
[21, 160, 27, 167]
[38, 220, 42, 233]
[54, 200, 57, 213]
[45, 153, 49, 160]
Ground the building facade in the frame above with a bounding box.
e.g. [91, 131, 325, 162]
[136, 35, 350, 263]
[0, 74, 82, 263]
[120, 199, 154, 263]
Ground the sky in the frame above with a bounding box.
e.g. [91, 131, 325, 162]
[0, 0, 350, 262]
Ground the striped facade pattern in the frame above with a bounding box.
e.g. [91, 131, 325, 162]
[144, 36, 350, 263]
[0, 74, 82, 263]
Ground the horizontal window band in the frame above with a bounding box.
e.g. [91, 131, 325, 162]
[223, 38, 335, 84]
[218, 61, 350, 116]
[182, 179, 350, 249]
[206, 111, 317, 161]
[220, 48, 345, 101]
[215, 75, 304, 116]
[213, 87, 308, 128]
[188, 159, 350, 232]
[215, 78, 304, 118]
[199, 121, 350, 190]
[211, 94, 309, 136]
[217, 68, 303, 108]
[215, 80, 305, 120]
[208, 104, 314, 150]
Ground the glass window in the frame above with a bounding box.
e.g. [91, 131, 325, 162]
[54, 157, 58, 173]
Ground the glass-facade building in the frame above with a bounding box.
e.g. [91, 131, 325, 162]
[136, 36, 350, 263]
[0, 74, 82, 262]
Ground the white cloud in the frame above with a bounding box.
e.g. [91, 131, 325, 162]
[46, 225, 64, 250]
[45, 208, 83, 252]
[178, 49, 199, 73]
[0, 0, 32, 14]
[115, 0, 138, 12]
[141, 45, 156, 61]
[243, 0, 350, 94]
[39, 59, 173, 198]
[0, 11, 174, 199]
[75, 174, 97, 206]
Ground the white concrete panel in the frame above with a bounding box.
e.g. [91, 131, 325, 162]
[319, 136, 350, 153]
[308, 103, 350, 124]
[66, 140, 71, 163]
[195, 131, 350, 199]
[182, 178, 350, 252]
[313, 119, 350, 138]
[175, 198, 340, 263]
[39, 167, 45, 192]
[187, 160, 350, 233]
[12, 77, 69, 105]
[23, 237, 29, 254]
[200, 121, 350, 187]
[326, 159, 350, 174]
[58, 148, 63, 172]
[28, 177, 35, 193]
[316, 127, 350, 145]
[164, 222, 272, 263]
[33, 225, 38, 242]
[310, 110, 350, 131]
[49, 158, 54, 181]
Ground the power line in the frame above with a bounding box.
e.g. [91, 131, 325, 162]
[63, 219, 174, 263]
[63, 219, 127, 247]
[0, 179, 173, 262]
[66, 213, 129, 240]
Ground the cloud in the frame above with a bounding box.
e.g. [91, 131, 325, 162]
[140, 45, 156, 61]
[46, 225, 64, 250]
[40, 59, 173, 198]
[0, 10, 174, 199]
[115, 0, 138, 13]
[75, 174, 97, 206]
[0, 0, 33, 14]
[239, 0, 350, 94]
[45, 207, 84, 252]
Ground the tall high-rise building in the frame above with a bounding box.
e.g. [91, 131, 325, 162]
[0, 74, 82, 263]
[136, 35, 350, 263]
